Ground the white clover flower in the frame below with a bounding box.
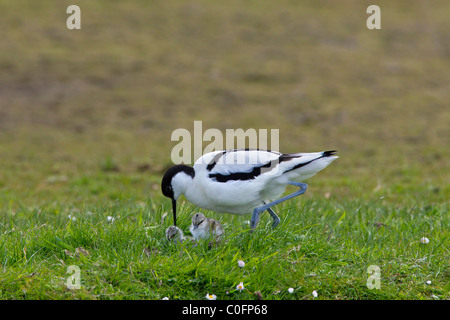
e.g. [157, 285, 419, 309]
[312, 290, 318, 298]
[206, 293, 217, 300]
[288, 288, 294, 294]
[420, 237, 430, 244]
[162, 297, 169, 300]
[426, 280, 431, 285]
[236, 282, 245, 292]
[107, 216, 115, 223]
[68, 215, 76, 221]
[237, 260, 245, 268]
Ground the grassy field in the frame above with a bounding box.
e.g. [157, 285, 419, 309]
[0, 0, 448, 300]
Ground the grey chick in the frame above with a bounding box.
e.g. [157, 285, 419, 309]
[189, 213, 224, 241]
[165, 225, 185, 244]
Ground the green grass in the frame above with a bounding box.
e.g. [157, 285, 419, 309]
[1, 197, 448, 299]
[0, 0, 449, 299]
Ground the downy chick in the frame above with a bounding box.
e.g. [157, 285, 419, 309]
[189, 213, 224, 241]
[165, 225, 186, 244]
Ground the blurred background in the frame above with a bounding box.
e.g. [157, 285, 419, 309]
[0, 0, 448, 207]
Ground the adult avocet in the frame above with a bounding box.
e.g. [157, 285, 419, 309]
[161, 149, 338, 231]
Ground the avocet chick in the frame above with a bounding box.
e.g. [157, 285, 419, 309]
[189, 213, 224, 241]
[165, 225, 185, 244]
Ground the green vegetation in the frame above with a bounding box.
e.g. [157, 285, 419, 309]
[1, 199, 448, 299]
[0, 0, 448, 299]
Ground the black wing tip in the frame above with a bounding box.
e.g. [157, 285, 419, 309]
[323, 150, 338, 157]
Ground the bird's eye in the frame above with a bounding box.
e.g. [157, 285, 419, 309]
[165, 186, 172, 193]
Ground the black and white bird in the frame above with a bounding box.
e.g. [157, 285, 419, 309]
[161, 149, 338, 231]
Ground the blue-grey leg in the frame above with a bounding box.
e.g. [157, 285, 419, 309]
[250, 182, 308, 231]
[266, 207, 280, 228]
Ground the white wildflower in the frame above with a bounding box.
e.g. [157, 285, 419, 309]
[206, 293, 217, 300]
[288, 288, 294, 294]
[236, 282, 245, 292]
[237, 260, 245, 268]
[420, 237, 430, 244]
[312, 290, 318, 298]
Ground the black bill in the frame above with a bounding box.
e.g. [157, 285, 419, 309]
[172, 198, 177, 226]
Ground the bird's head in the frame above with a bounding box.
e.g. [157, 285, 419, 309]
[161, 165, 195, 226]
[165, 225, 183, 241]
[191, 213, 206, 230]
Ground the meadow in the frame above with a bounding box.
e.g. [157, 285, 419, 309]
[0, 0, 448, 300]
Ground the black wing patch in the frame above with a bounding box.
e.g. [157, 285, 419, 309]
[283, 151, 336, 174]
[206, 151, 227, 171]
[208, 153, 298, 182]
